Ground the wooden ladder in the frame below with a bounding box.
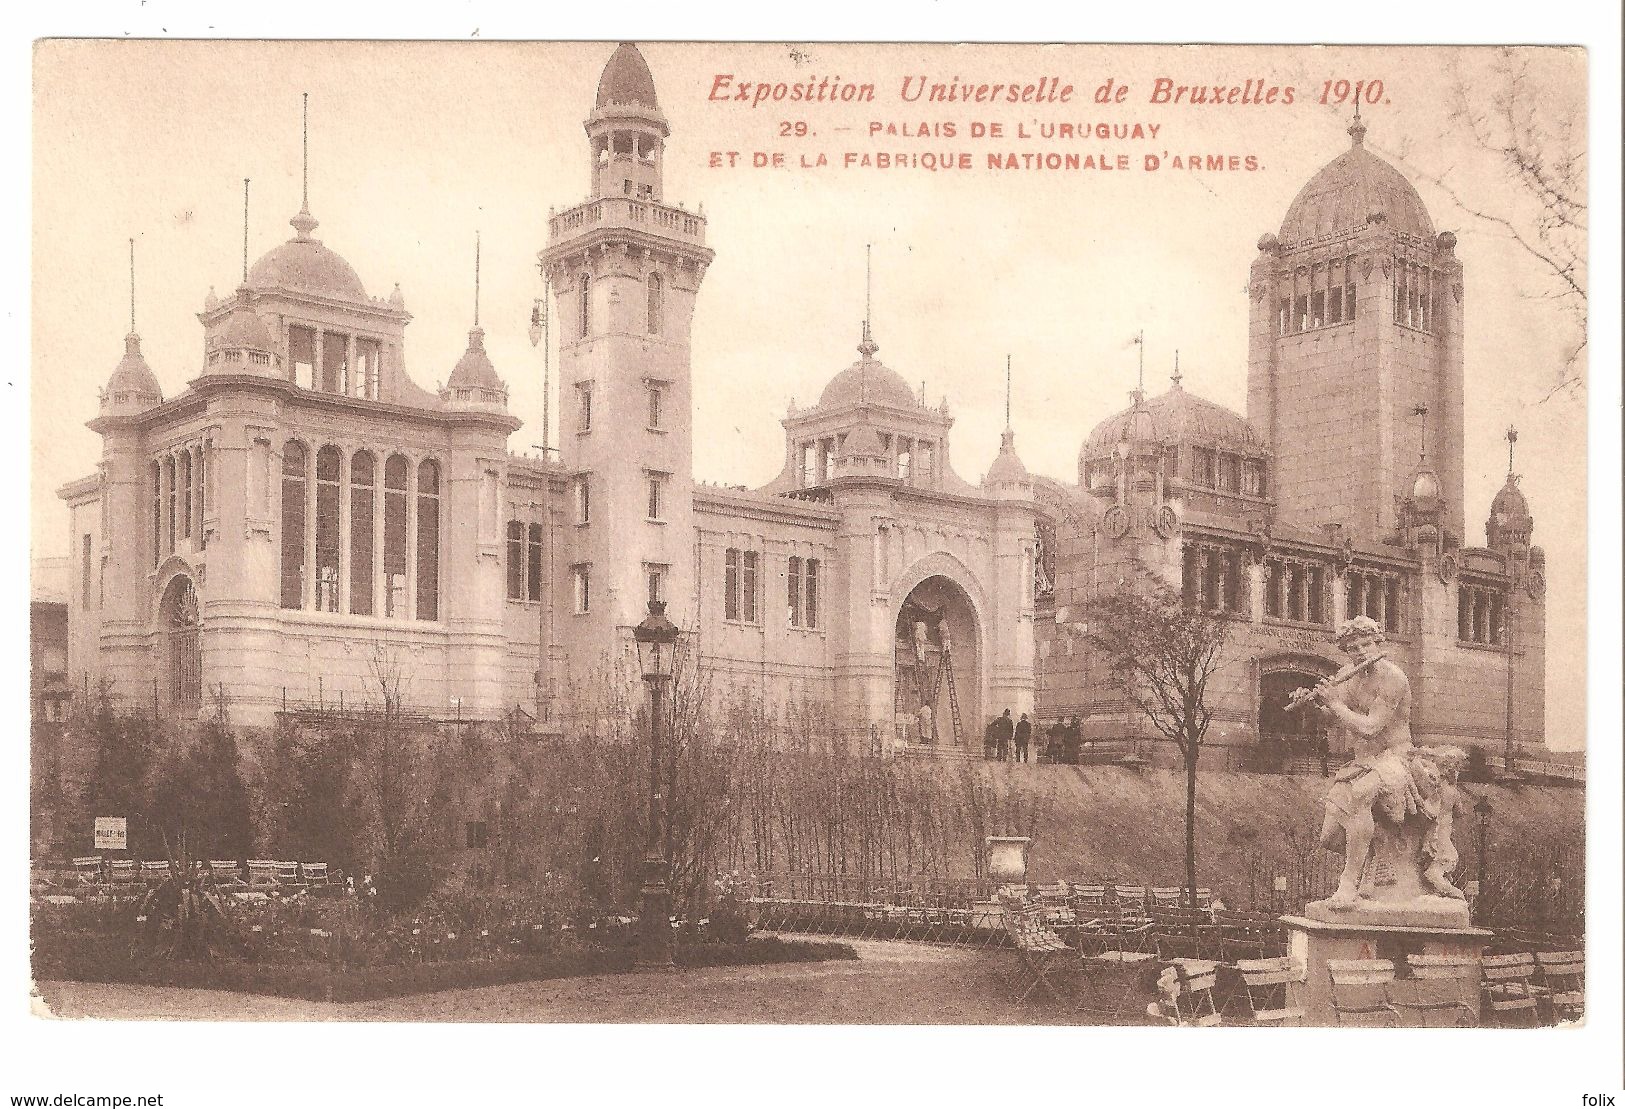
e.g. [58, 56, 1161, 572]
[932, 646, 965, 748]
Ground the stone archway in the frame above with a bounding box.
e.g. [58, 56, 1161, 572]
[159, 574, 203, 715]
[1258, 654, 1337, 764]
[893, 575, 981, 748]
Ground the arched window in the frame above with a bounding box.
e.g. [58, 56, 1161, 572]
[350, 450, 375, 615]
[416, 459, 440, 621]
[314, 445, 342, 612]
[506, 520, 525, 600]
[526, 523, 544, 602]
[179, 451, 193, 540]
[150, 461, 161, 567]
[163, 455, 176, 554]
[280, 441, 307, 609]
[647, 271, 662, 335]
[578, 275, 591, 339]
[383, 455, 409, 617]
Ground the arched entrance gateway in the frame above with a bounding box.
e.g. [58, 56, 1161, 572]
[159, 575, 203, 715]
[893, 575, 981, 748]
[1257, 655, 1337, 767]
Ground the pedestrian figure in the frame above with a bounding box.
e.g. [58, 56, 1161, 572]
[1064, 715, 1083, 764]
[983, 715, 998, 760]
[994, 708, 1014, 762]
[1015, 713, 1032, 763]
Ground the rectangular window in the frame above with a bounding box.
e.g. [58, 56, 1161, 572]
[788, 556, 802, 626]
[321, 331, 348, 393]
[914, 442, 931, 485]
[383, 457, 408, 618]
[1183, 546, 1201, 609]
[801, 442, 817, 487]
[81, 533, 93, 607]
[289, 325, 316, 389]
[1294, 294, 1309, 332]
[742, 550, 759, 623]
[645, 562, 666, 607]
[354, 337, 380, 399]
[1265, 559, 1284, 619]
[572, 564, 591, 614]
[1276, 297, 1291, 336]
[179, 452, 193, 540]
[506, 520, 525, 600]
[1241, 459, 1264, 497]
[575, 477, 591, 525]
[526, 524, 544, 603]
[646, 473, 665, 521]
[576, 381, 593, 432]
[314, 450, 341, 612]
[1224, 554, 1243, 614]
[1386, 578, 1402, 635]
[1194, 448, 1216, 487]
[1327, 286, 1344, 324]
[1309, 290, 1325, 329]
[724, 548, 740, 622]
[1307, 565, 1325, 624]
[897, 439, 913, 483]
[1216, 454, 1239, 493]
[647, 384, 663, 430]
[350, 455, 375, 616]
[805, 558, 819, 628]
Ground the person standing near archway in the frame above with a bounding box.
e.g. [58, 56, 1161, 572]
[1014, 713, 1032, 763]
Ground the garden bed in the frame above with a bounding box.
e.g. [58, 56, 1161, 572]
[32, 935, 857, 1003]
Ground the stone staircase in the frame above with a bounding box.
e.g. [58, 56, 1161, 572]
[899, 742, 981, 762]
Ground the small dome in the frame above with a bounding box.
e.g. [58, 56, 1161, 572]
[247, 212, 368, 303]
[103, 333, 163, 411]
[597, 43, 659, 110]
[212, 294, 277, 353]
[1410, 467, 1442, 517]
[1081, 381, 1264, 465]
[1490, 476, 1530, 522]
[819, 359, 917, 410]
[446, 327, 505, 392]
[985, 428, 1030, 485]
[1279, 120, 1434, 244]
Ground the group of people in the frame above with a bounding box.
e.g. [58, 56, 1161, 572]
[982, 710, 1088, 763]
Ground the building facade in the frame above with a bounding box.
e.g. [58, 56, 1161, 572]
[58, 46, 1545, 758]
[60, 43, 1038, 752]
[1033, 116, 1547, 760]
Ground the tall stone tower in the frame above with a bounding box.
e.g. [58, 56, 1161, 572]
[539, 44, 713, 650]
[1247, 115, 1465, 546]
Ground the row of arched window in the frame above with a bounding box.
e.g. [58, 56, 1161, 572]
[150, 440, 214, 565]
[574, 272, 663, 340]
[280, 442, 440, 621]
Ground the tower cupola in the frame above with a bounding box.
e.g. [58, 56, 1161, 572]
[587, 43, 669, 202]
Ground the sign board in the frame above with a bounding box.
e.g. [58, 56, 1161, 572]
[1273, 875, 1288, 893]
[94, 816, 127, 851]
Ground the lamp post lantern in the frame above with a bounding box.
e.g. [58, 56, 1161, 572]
[633, 600, 679, 970]
[1473, 793, 1493, 919]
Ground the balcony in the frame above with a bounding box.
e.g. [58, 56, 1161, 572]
[548, 197, 707, 248]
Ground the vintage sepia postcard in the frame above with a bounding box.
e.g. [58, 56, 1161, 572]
[18, 29, 1618, 1106]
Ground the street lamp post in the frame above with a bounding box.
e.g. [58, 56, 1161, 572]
[1474, 794, 1493, 921]
[633, 600, 679, 970]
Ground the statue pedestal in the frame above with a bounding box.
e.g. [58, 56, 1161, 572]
[1281, 913, 1493, 1026]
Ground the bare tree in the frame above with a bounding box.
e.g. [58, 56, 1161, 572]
[1088, 567, 1235, 910]
[1388, 48, 1587, 398]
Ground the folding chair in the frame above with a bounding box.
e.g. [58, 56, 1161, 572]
[208, 860, 246, 888]
[247, 859, 279, 887]
[301, 861, 330, 886]
[1146, 960, 1221, 1026]
[1534, 950, 1584, 1024]
[273, 860, 303, 887]
[1326, 959, 1402, 1027]
[71, 856, 104, 886]
[1034, 881, 1075, 928]
[1236, 956, 1306, 1026]
[108, 859, 138, 885]
[999, 893, 1075, 1007]
[1398, 954, 1479, 1027]
[1480, 953, 1542, 1028]
[140, 860, 171, 884]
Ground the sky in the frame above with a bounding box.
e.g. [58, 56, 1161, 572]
[30, 41, 1589, 749]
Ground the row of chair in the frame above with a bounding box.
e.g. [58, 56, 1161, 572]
[1151, 951, 1584, 1028]
[58, 856, 330, 889]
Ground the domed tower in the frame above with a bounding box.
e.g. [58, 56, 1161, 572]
[1247, 113, 1465, 545]
[101, 332, 163, 415]
[1487, 425, 1536, 567]
[539, 43, 713, 639]
[200, 285, 283, 378]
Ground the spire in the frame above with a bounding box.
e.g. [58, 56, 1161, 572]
[1131, 330, 1145, 403]
[1414, 403, 1429, 464]
[857, 244, 878, 359]
[242, 178, 250, 283]
[1506, 424, 1518, 475]
[1348, 97, 1367, 147]
[473, 229, 482, 327]
[290, 93, 319, 239]
[1171, 349, 1182, 388]
[127, 237, 136, 334]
